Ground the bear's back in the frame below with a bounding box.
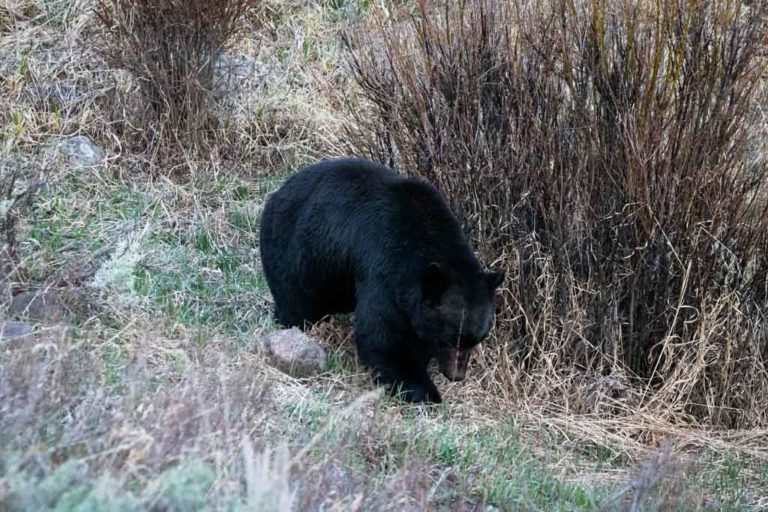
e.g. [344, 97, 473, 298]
[303, 158, 474, 264]
[264, 157, 478, 274]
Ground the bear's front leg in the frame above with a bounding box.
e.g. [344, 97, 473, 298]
[354, 296, 442, 404]
[360, 347, 441, 403]
[378, 370, 442, 404]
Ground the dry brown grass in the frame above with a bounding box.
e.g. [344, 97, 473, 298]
[0, 0, 351, 177]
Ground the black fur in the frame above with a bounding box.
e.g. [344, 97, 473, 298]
[260, 157, 503, 403]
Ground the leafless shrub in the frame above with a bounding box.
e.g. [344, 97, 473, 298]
[346, 0, 768, 428]
[94, 0, 262, 156]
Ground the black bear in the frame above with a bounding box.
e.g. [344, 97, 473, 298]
[259, 157, 503, 403]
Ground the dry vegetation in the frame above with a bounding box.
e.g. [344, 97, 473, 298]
[94, 0, 263, 155]
[347, 0, 768, 428]
[2, 0, 768, 510]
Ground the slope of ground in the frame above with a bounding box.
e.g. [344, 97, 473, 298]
[1, 1, 767, 510]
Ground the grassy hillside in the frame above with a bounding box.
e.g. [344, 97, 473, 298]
[1, 1, 767, 510]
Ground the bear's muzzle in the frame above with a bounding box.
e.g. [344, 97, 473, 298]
[438, 346, 473, 381]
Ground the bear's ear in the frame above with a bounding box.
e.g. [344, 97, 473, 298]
[421, 262, 450, 304]
[485, 270, 505, 290]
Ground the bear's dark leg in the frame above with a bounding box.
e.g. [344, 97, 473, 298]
[371, 362, 442, 404]
[271, 285, 316, 329]
[354, 295, 441, 404]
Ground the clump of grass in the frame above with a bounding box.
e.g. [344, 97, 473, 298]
[605, 442, 705, 511]
[346, 0, 768, 429]
[0, 158, 43, 305]
[94, 0, 263, 155]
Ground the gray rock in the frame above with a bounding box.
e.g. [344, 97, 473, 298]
[0, 321, 33, 341]
[261, 327, 327, 378]
[214, 54, 279, 97]
[216, 53, 255, 80]
[8, 289, 65, 323]
[215, 53, 256, 95]
[50, 135, 105, 167]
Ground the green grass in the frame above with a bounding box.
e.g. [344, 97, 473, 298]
[132, 242, 271, 334]
[1, 457, 220, 512]
[22, 171, 153, 283]
[405, 420, 611, 510]
[697, 454, 753, 511]
[102, 341, 124, 388]
[123, 174, 288, 335]
[15, 164, 280, 336]
[274, 392, 616, 510]
[325, 344, 360, 374]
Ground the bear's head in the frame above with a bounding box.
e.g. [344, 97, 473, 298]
[406, 262, 504, 381]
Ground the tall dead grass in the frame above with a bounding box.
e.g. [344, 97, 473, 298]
[346, 0, 768, 429]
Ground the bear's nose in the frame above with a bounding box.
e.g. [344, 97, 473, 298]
[438, 347, 472, 381]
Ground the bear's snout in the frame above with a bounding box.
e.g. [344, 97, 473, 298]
[438, 347, 473, 381]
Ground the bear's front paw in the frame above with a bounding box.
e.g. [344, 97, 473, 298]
[390, 381, 442, 404]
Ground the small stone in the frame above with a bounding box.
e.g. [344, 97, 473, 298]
[216, 53, 255, 80]
[0, 321, 33, 341]
[50, 135, 105, 167]
[215, 53, 256, 95]
[8, 289, 65, 323]
[261, 327, 327, 378]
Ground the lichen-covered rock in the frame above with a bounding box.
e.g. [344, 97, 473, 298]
[50, 135, 105, 167]
[8, 289, 65, 323]
[215, 53, 255, 91]
[261, 328, 327, 378]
